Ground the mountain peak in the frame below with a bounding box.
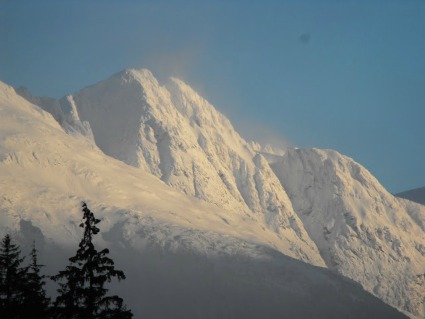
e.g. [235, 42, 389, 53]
[51, 69, 325, 266]
[114, 68, 155, 80]
[3, 69, 424, 318]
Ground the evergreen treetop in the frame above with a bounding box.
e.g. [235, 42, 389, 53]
[0, 234, 29, 319]
[21, 241, 51, 318]
[52, 202, 133, 319]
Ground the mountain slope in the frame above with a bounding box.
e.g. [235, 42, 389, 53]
[8, 68, 425, 318]
[272, 147, 425, 318]
[0, 81, 408, 318]
[68, 69, 323, 265]
[64, 69, 425, 318]
[1, 80, 314, 263]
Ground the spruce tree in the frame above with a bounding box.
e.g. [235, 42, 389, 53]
[20, 242, 51, 318]
[0, 234, 28, 319]
[52, 202, 133, 319]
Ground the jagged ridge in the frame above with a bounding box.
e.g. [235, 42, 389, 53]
[0, 79, 408, 319]
[8, 68, 425, 318]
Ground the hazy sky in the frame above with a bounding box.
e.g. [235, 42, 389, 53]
[1, 0, 424, 193]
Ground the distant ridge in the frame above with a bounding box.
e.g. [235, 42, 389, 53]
[396, 187, 425, 205]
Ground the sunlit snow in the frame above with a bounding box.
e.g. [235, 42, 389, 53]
[1, 70, 423, 318]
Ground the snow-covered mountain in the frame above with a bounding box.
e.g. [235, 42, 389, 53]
[1, 68, 424, 318]
[397, 187, 425, 206]
[272, 148, 425, 317]
[0, 78, 405, 319]
[34, 69, 325, 266]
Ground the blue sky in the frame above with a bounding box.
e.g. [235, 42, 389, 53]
[1, 0, 424, 193]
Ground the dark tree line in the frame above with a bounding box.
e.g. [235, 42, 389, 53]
[0, 203, 133, 319]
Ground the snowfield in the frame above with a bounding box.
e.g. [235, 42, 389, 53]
[1, 69, 424, 318]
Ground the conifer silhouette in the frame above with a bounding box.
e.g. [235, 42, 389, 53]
[0, 234, 28, 319]
[52, 202, 133, 319]
[21, 242, 51, 318]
